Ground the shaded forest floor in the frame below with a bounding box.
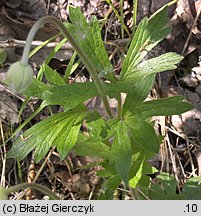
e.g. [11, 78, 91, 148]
[0, 0, 201, 199]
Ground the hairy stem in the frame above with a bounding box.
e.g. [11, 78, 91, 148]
[6, 183, 60, 200]
[22, 16, 113, 118]
[117, 94, 123, 120]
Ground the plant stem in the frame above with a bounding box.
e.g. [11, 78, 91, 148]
[21, 16, 113, 119]
[117, 94, 123, 120]
[133, 0, 138, 33]
[6, 183, 60, 200]
[167, 0, 178, 6]
[120, 0, 124, 39]
[16, 159, 23, 183]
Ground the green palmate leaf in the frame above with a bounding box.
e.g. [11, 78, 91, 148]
[125, 116, 161, 154]
[66, 6, 114, 82]
[109, 77, 156, 116]
[132, 96, 194, 119]
[114, 76, 155, 98]
[119, 10, 185, 117]
[73, 134, 110, 159]
[151, 188, 185, 200]
[25, 80, 123, 110]
[120, 7, 170, 80]
[149, 174, 201, 200]
[56, 111, 86, 160]
[149, 173, 185, 200]
[124, 53, 183, 81]
[24, 80, 98, 109]
[43, 64, 66, 86]
[147, 6, 170, 47]
[27, 76, 162, 116]
[38, 82, 98, 111]
[41, 82, 122, 111]
[23, 78, 50, 98]
[120, 75, 155, 114]
[110, 121, 132, 185]
[7, 110, 86, 163]
[118, 7, 184, 116]
[182, 176, 201, 200]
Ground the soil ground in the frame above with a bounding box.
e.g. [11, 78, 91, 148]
[0, 0, 201, 200]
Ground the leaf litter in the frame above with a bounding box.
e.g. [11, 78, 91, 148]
[1, 0, 201, 199]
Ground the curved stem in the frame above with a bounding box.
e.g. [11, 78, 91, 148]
[6, 183, 60, 200]
[22, 16, 113, 118]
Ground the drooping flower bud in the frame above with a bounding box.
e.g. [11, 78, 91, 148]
[6, 61, 34, 93]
